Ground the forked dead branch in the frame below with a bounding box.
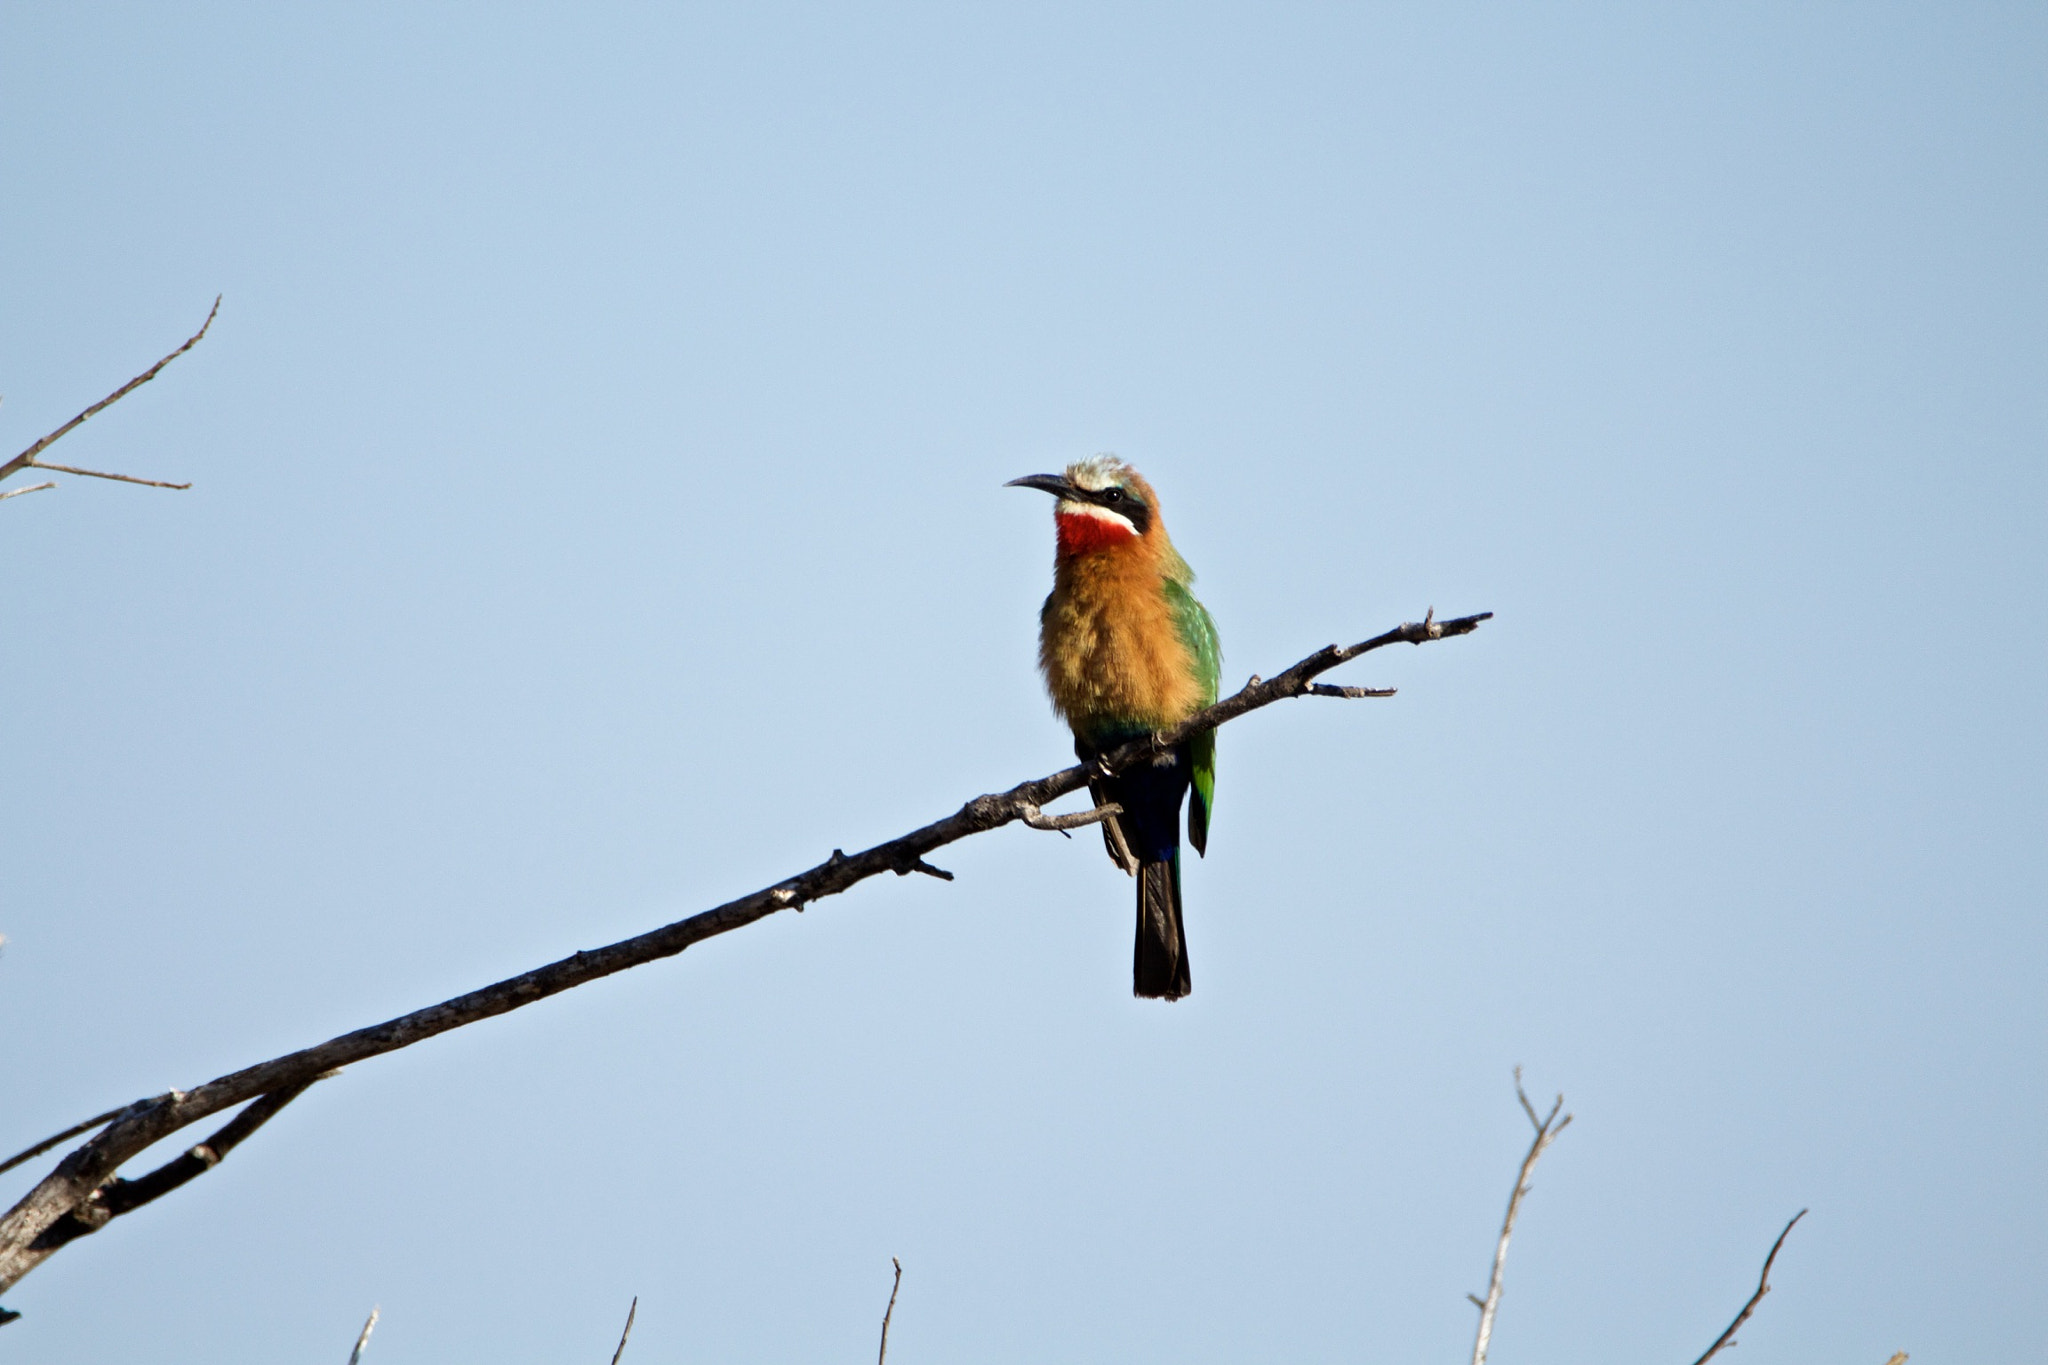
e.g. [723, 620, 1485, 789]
[1461, 1073, 1829, 1364]
[0, 299, 216, 500]
[0, 609, 1489, 1306]
[1468, 1069, 1572, 1365]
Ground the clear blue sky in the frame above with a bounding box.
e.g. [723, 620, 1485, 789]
[3, 5, 2042, 1361]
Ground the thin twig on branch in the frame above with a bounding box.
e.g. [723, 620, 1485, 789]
[346, 1306, 379, 1365]
[0, 297, 217, 495]
[0, 1105, 139, 1179]
[1689, 1209, 1807, 1365]
[21, 460, 191, 490]
[1468, 1067, 1571, 1365]
[877, 1258, 903, 1365]
[0, 481, 56, 502]
[1018, 800, 1122, 832]
[610, 1296, 638, 1365]
[0, 609, 1487, 1305]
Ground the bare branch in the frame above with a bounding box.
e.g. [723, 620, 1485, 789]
[0, 481, 56, 502]
[0, 1104, 139, 1178]
[1469, 1067, 1572, 1365]
[25, 1080, 322, 1260]
[1690, 1210, 1808, 1365]
[0, 609, 1489, 1300]
[609, 1296, 637, 1365]
[1304, 683, 1396, 698]
[877, 1258, 903, 1365]
[1018, 800, 1123, 832]
[346, 1306, 379, 1365]
[21, 460, 190, 490]
[0, 297, 217, 489]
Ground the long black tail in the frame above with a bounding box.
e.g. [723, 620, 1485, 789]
[1134, 853, 1191, 1000]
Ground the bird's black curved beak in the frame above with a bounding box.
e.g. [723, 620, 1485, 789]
[1005, 473, 1073, 497]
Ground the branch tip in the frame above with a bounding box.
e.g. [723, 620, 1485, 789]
[23, 459, 190, 490]
[1471, 1071, 1569, 1365]
[609, 1296, 638, 1365]
[1, 297, 220, 490]
[1689, 1210, 1809, 1365]
[877, 1258, 904, 1365]
[346, 1306, 379, 1365]
[893, 857, 954, 881]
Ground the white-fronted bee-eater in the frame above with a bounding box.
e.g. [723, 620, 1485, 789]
[1009, 456, 1221, 1000]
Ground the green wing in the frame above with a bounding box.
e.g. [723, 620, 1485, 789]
[1165, 578, 1221, 856]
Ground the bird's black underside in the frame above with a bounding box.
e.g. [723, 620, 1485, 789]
[1078, 738, 1193, 1000]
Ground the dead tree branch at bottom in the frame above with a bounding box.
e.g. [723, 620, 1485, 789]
[346, 1307, 379, 1365]
[877, 1258, 903, 1365]
[0, 609, 1488, 1307]
[1468, 1067, 1571, 1365]
[610, 1296, 638, 1365]
[1690, 1209, 1807, 1365]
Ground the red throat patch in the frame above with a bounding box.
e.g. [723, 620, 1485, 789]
[1056, 508, 1138, 558]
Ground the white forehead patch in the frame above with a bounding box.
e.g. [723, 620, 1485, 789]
[1065, 453, 1132, 493]
[1057, 500, 1138, 535]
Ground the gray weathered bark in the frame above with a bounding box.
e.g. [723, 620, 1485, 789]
[0, 610, 1488, 1303]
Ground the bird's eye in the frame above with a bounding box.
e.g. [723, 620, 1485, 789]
[1104, 488, 1124, 502]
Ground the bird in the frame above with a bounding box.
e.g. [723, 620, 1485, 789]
[1008, 455, 1221, 1000]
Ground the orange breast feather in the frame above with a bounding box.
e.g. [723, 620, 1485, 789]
[1040, 545, 1203, 734]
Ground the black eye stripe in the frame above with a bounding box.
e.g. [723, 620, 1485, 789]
[1074, 483, 1150, 534]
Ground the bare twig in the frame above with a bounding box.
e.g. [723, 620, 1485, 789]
[1304, 683, 1396, 698]
[0, 1104, 137, 1178]
[346, 1306, 379, 1365]
[21, 460, 191, 490]
[0, 609, 1489, 1301]
[1689, 1210, 1808, 1365]
[893, 855, 954, 882]
[0, 297, 217, 492]
[877, 1258, 902, 1365]
[0, 481, 56, 502]
[1018, 800, 1123, 832]
[609, 1296, 637, 1365]
[1469, 1068, 1572, 1365]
